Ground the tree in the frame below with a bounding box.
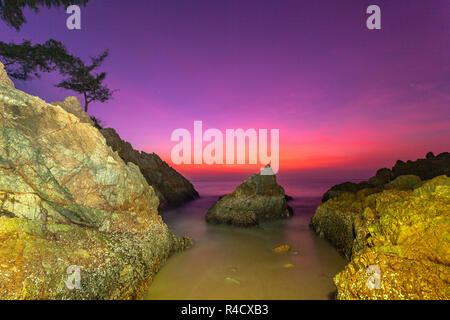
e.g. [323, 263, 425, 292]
[0, 0, 88, 30]
[0, 39, 72, 80]
[0, 39, 115, 112]
[56, 50, 116, 112]
[0, 0, 114, 113]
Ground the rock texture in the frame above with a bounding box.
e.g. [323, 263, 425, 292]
[0, 62, 14, 88]
[51, 97, 94, 126]
[321, 152, 450, 203]
[0, 66, 192, 299]
[311, 159, 450, 299]
[206, 166, 292, 227]
[48, 97, 198, 211]
[100, 128, 199, 211]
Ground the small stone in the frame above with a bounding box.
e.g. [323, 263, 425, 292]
[224, 277, 241, 285]
[271, 244, 291, 253]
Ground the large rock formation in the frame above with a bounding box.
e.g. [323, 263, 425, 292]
[100, 128, 199, 211]
[311, 161, 450, 299]
[49, 97, 198, 211]
[0, 65, 191, 299]
[321, 152, 450, 203]
[206, 166, 292, 227]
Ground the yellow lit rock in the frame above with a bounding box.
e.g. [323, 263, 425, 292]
[271, 244, 291, 253]
[312, 175, 450, 300]
[0, 68, 193, 299]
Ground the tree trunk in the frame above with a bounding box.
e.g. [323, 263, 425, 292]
[83, 93, 89, 113]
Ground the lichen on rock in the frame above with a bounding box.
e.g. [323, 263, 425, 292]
[311, 172, 450, 299]
[206, 166, 292, 227]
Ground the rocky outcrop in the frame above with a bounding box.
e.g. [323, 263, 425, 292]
[49, 96, 199, 211]
[51, 97, 94, 126]
[392, 152, 450, 180]
[206, 166, 292, 227]
[311, 161, 450, 299]
[0, 62, 14, 88]
[100, 128, 199, 211]
[0, 67, 192, 299]
[321, 152, 450, 203]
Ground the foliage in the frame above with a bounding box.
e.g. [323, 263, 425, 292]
[0, 0, 88, 30]
[0, 39, 115, 112]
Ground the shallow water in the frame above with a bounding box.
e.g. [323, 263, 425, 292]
[144, 180, 346, 300]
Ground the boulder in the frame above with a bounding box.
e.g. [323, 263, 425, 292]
[100, 128, 199, 211]
[0, 73, 191, 299]
[312, 175, 450, 299]
[205, 166, 292, 227]
[392, 153, 450, 180]
[272, 244, 292, 253]
[51, 96, 94, 126]
[48, 96, 199, 211]
[383, 174, 421, 191]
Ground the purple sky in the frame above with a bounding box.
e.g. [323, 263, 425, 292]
[1, 0, 449, 180]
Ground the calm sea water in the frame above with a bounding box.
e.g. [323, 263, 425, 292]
[144, 178, 347, 300]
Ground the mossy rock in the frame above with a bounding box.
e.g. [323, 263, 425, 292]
[312, 175, 450, 299]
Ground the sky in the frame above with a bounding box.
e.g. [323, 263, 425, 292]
[1, 0, 449, 181]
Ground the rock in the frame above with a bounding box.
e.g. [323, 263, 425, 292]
[426, 152, 435, 160]
[321, 152, 450, 203]
[0, 62, 14, 88]
[272, 244, 291, 253]
[0, 72, 191, 299]
[321, 181, 373, 203]
[224, 277, 241, 285]
[367, 168, 393, 187]
[101, 128, 199, 211]
[392, 152, 450, 180]
[48, 96, 198, 212]
[205, 166, 292, 227]
[50, 97, 94, 126]
[312, 175, 450, 299]
[383, 174, 422, 191]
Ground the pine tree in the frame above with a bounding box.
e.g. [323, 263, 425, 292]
[0, 39, 115, 112]
[0, 0, 114, 113]
[0, 39, 72, 80]
[56, 50, 116, 112]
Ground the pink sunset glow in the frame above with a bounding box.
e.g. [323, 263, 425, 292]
[1, 0, 448, 181]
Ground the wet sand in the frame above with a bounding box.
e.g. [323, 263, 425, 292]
[145, 181, 346, 300]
